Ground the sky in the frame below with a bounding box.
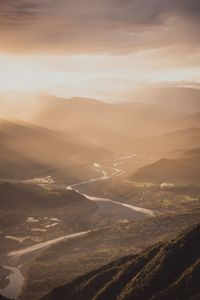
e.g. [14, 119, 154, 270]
[0, 0, 200, 101]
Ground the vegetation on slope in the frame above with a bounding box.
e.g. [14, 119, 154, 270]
[40, 224, 200, 300]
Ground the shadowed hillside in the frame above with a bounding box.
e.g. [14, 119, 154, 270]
[0, 181, 96, 230]
[0, 119, 108, 181]
[40, 224, 200, 300]
[130, 148, 200, 184]
[0, 296, 10, 300]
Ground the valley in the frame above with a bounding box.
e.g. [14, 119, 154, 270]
[0, 95, 200, 300]
[0, 1, 200, 298]
[0, 154, 155, 299]
[1, 151, 199, 299]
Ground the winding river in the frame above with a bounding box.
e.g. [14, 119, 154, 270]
[0, 266, 24, 300]
[67, 158, 154, 217]
[0, 154, 154, 299]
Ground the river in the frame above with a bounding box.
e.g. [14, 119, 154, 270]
[0, 266, 24, 299]
[0, 154, 154, 299]
[67, 159, 154, 217]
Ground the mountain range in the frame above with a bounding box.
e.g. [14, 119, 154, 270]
[1, 91, 199, 152]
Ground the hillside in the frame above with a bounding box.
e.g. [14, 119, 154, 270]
[0, 296, 10, 300]
[0, 93, 185, 149]
[40, 223, 200, 300]
[1, 92, 199, 153]
[20, 209, 200, 300]
[0, 119, 108, 181]
[130, 147, 200, 184]
[138, 87, 200, 115]
[132, 127, 200, 156]
[34, 96, 179, 150]
[0, 182, 96, 229]
[180, 112, 200, 129]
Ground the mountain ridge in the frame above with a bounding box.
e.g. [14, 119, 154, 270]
[40, 223, 200, 300]
[130, 147, 200, 184]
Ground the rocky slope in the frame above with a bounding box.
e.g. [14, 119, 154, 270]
[40, 223, 200, 300]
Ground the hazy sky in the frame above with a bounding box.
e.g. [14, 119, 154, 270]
[0, 0, 199, 101]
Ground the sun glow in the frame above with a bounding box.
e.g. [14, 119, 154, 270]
[0, 53, 199, 101]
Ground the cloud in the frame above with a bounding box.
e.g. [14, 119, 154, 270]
[0, 0, 199, 54]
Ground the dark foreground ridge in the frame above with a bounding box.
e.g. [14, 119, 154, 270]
[40, 223, 200, 300]
[0, 296, 11, 300]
